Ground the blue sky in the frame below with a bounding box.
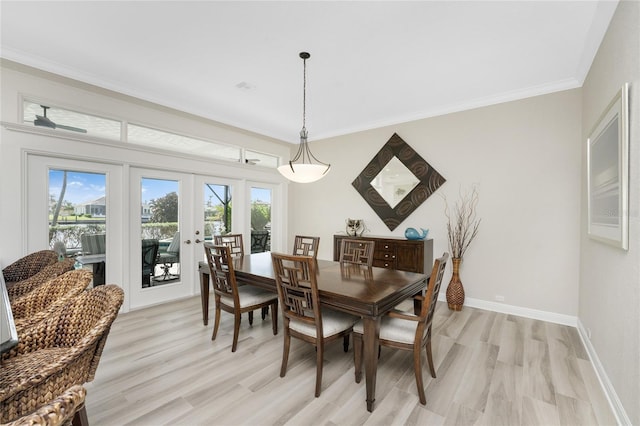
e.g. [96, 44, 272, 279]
[50, 170, 272, 205]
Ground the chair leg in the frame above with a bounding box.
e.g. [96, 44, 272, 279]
[232, 312, 241, 352]
[271, 302, 278, 335]
[262, 306, 268, 320]
[426, 338, 436, 378]
[72, 405, 89, 426]
[414, 345, 426, 405]
[315, 342, 324, 397]
[248, 310, 254, 325]
[353, 333, 363, 383]
[343, 334, 350, 352]
[211, 302, 221, 341]
[280, 329, 291, 377]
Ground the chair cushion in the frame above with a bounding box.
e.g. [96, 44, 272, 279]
[290, 308, 358, 338]
[220, 286, 277, 309]
[353, 315, 418, 344]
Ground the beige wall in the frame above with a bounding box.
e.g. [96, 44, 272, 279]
[292, 88, 582, 319]
[580, 1, 640, 424]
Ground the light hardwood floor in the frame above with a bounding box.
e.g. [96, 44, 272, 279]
[85, 296, 617, 426]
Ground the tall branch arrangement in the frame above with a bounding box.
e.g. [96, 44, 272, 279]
[444, 186, 481, 259]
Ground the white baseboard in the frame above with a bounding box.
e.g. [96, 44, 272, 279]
[577, 319, 631, 426]
[437, 293, 577, 326]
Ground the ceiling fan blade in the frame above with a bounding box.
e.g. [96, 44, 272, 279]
[34, 114, 87, 133]
[57, 124, 87, 133]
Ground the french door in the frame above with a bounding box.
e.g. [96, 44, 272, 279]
[26, 155, 124, 289]
[129, 168, 196, 309]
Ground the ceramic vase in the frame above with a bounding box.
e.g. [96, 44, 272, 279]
[446, 257, 465, 311]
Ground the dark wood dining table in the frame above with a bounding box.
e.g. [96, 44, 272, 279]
[198, 252, 428, 412]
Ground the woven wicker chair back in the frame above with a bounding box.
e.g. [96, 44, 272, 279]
[2, 250, 58, 283]
[7, 258, 76, 302]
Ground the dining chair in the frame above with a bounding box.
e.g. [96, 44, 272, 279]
[339, 238, 375, 267]
[203, 242, 278, 352]
[213, 234, 244, 258]
[293, 235, 320, 258]
[271, 252, 359, 397]
[353, 252, 449, 405]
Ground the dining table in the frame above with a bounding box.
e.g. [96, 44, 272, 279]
[198, 251, 428, 412]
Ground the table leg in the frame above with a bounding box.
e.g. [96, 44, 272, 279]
[362, 316, 381, 412]
[200, 269, 210, 326]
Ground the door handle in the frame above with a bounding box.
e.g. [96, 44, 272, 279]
[184, 239, 192, 244]
[195, 239, 203, 244]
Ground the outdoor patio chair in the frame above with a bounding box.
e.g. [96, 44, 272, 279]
[156, 231, 180, 281]
[141, 239, 159, 287]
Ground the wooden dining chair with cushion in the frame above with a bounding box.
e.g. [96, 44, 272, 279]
[213, 234, 245, 258]
[353, 252, 449, 405]
[0, 285, 124, 423]
[204, 242, 278, 352]
[6, 258, 76, 302]
[271, 252, 359, 397]
[10, 269, 93, 334]
[2, 250, 59, 286]
[293, 235, 320, 258]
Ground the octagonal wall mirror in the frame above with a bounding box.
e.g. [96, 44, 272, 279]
[352, 133, 446, 231]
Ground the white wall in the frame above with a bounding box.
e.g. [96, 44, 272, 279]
[291, 89, 582, 318]
[579, 1, 640, 424]
[0, 61, 291, 305]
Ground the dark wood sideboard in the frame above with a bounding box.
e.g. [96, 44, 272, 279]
[333, 234, 434, 274]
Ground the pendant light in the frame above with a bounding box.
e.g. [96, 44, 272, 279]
[277, 52, 331, 183]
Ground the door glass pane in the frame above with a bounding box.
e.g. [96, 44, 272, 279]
[141, 178, 180, 288]
[49, 169, 106, 285]
[203, 183, 232, 243]
[250, 187, 271, 253]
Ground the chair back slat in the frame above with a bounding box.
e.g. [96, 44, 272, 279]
[204, 243, 237, 301]
[213, 234, 244, 258]
[339, 239, 375, 267]
[271, 253, 320, 328]
[293, 235, 320, 258]
[419, 253, 449, 338]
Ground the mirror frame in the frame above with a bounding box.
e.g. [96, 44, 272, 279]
[351, 133, 446, 231]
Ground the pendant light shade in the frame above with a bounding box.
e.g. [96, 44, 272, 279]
[277, 52, 331, 183]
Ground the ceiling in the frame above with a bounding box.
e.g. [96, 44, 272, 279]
[0, 1, 618, 144]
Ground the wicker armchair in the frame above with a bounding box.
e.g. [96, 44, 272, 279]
[10, 270, 93, 334]
[2, 385, 87, 426]
[2, 250, 58, 284]
[0, 285, 124, 423]
[7, 259, 76, 302]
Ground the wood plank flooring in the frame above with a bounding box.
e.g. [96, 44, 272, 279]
[84, 296, 617, 425]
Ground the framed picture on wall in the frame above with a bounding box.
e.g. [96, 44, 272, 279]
[587, 83, 629, 250]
